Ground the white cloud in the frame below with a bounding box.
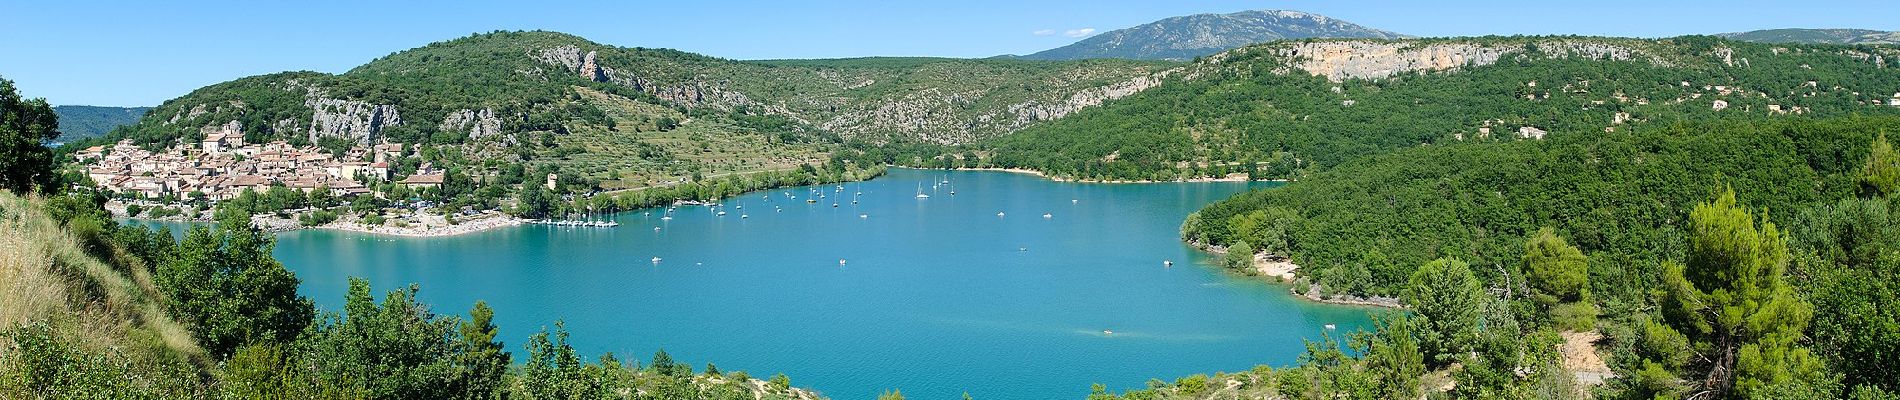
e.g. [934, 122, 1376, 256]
[1031, 29, 1057, 36]
[1063, 28, 1096, 38]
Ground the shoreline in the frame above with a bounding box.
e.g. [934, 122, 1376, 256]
[920, 166, 1282, 184]
[1192, 241, 1405, 309]
[112, 201, 527, 238]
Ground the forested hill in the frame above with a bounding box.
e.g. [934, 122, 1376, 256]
[987, 36, 1900, 181]
[1013, 9, 1406, 61]
[51, 105, 149, 142]
[99, 30, 1172, 152]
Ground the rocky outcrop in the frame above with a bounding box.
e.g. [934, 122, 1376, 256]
[306, 97, 400, 145]
[532, 46, 586, 72]
[200, 120, 242, 137]
[441, 108, 505, 141]
[580, 51, 607, 82]
[1272, 40, 1653, 82]
[1003, 70, 1176, 126]
[534, 45, 757, 110]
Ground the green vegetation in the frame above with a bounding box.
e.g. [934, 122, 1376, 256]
[1166, 116, 1900, 397]
[50, 105, 149, 142]
[1640, 189, 1820, 398]
[5, 189, 826, 399]
[992, 36, 1900, 181]
[1, 77, 62, 194]
[4, 79, 821, 399]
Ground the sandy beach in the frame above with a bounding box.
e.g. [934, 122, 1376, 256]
[314, 212, 524, 237]
[1193, 241, 1404, 309]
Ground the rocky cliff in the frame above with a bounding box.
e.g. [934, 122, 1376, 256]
[1270, 39, 1656, 81]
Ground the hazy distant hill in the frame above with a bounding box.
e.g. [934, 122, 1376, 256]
[1015, 10, 1406, 61]
[52, 105, 150, 141]
[1719, 28, 1900, 45]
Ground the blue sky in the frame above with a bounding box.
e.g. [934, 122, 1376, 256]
[3, 0, 1896, 106]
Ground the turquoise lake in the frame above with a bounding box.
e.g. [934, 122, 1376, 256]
[137, 168, 1380, 399]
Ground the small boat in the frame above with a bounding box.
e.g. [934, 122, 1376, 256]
[859, 214, 869, 219]
[839, 259, 847, 265]
[1018, 247, 1028, 252]
[653, 227, 661, 231]
[661, 216, 673, 221]
[736, 205, 743, 209]
[716, 211, 727, 216]
[1072, 199, 1078, 204]
[916, 193, 929, 199]
[651, 257, 662, 263]
[996, 212, 1005, 217]
[832, 203, 838, 207]
[741, 214, 749, 219]
[1164, 260, 1174, 267]
[1324, 324, 1336, 330]
[1102, 330, 1114, 335]
[1043, 213, 1053, 218]
[807, 199, 817, 203]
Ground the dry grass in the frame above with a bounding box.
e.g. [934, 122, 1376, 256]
[0, 191, 203, 363]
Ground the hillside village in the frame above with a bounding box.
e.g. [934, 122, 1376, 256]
[65, 121, 532, 234]
[77, 124, 421, 202]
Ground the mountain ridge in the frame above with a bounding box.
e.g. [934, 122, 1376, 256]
[1014, 9, 1407, 61]
[51, 105, 151, 142]
[1719, 28, 1900, 45]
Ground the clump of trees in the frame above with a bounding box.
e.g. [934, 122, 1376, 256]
[0, 76, 63, 194]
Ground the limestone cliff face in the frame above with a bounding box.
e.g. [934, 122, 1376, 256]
[815, 67, 1181, 144]
[580, 51, 608, 82]
[1270, 40, 1654, 81]
[533, 45, 757, 110]
[440, 108, 505, 142]
[1000, 71, 1175, 127]
[305, 97, 401, 145]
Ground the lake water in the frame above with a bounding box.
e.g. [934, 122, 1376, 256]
[136, 168, 1379, 399]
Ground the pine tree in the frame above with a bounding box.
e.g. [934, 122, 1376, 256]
[1522, 227, 1596, 330]
[1863, 133, 1899, 198]
[1655, 188, 1821, 398]
[1405, 257, 1484, 367]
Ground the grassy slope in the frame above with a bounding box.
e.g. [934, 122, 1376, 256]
[0, 191, 206, 396]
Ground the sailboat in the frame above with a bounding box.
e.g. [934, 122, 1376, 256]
[915, 183, 930, 199]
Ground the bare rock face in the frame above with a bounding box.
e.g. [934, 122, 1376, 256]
[441, 108, 505, 141]
[199, 120, 243, 139]
[1004, 70, 1176, 126]
[533, 45, 610, 82]
[306, 97, 401, 145]
[532, 45, 585, 72]
[580, 51, 607, 82]
[1272, 39, 1652, 82]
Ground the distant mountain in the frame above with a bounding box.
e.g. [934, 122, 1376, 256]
[1014, 10, 1407, 61]
[52, 105, 151, 142]
[1718, 28, 1900, 45]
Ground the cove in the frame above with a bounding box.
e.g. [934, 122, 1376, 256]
[139, 168, 1380, 399]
